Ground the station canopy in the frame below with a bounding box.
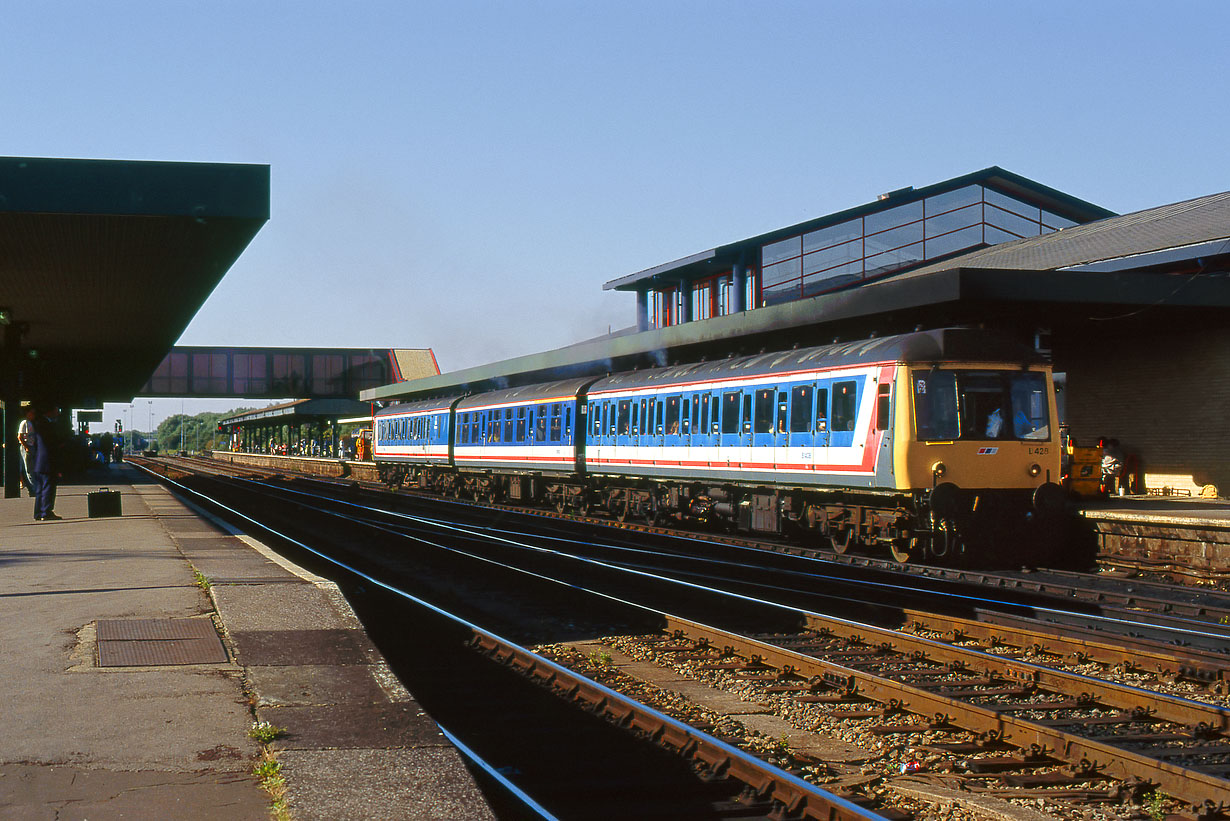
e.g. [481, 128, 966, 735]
[0, 156, 270, 406]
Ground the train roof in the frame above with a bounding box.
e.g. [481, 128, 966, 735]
[374, 395, 465, 417]
[455, 377, 598, 411]
[588, 328, 1043, 394]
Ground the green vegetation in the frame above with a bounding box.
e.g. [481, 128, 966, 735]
[247, 720, 287, 744]
[148, 409, 254, 454]
[192, 569, 211, 592]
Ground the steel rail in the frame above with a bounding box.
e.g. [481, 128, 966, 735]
[900, 607, 1230, 685]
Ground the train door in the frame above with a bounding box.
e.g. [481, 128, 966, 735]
[829, 380, 860, 459]
[615, 398, 632, 454]
[643, 397, 661, 453]
[787, 384, 815, 468]
[720, 389, 750, 467]
[661, 394, 682, 469]
[752, 388, 776, 460]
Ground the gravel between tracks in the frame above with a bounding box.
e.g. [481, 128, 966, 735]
[534, 637, 1185, 821]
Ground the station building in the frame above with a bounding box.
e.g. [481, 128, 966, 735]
[364, 168, 1230, 495]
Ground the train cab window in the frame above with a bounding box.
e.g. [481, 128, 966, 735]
[777, 392, 788, 434]
[665, 396, 680, 435]
[754, 389, 774, 434]
[682, 397, 691, 434]
[722, 392, 741, 434]
[1010, 372, 1049, 439]
[790, 386, 812, 433]
[875, 384, 891, 431]
[832, 382, 857, 432]
[912, 370, 958, 440]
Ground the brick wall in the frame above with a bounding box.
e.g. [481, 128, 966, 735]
[1056, 323, 1230, 492]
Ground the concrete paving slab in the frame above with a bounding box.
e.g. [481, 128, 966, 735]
[211, 583, 363, 631]
[0, 763, 268, 821]
[230, 628, 382, 666]
[263, 703, 450, 750]
[278, 748, 496, 821]
[248, 664, 397, 706]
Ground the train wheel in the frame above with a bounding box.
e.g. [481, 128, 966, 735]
[889, 536, 918, 564]
[831, 527, 856, 555]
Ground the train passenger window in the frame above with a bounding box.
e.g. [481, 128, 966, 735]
[832, 382, 857, 432]
[700, 394, 710, 434]
[665, 396, 680, 435]
[516, 416, 526, 442]
[536, 411, 547, 442]
[742, 394, 752, 434]
[682, 397, 691, 434]
[617, 400, 630, 435]
[503, 409, 514, 442]
[471, 416, 479, 443]
[459, 414, 469, 444]
[777, 392, 788, 434]
[654, 400, 663, 434]
[592, 404, 601, 437]
[565, 407, 572, 440]
[790, 386, 812, 433]
[550, 413, 561, 442]
[754, 389, 774, 434]
[875, 384, 891, 431]
[722, 392, 741, 434]
[639, 399, 647, 434]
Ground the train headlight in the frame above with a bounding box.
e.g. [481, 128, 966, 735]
[1028, 463, 1042, 477]
[931, 461, 947, 478]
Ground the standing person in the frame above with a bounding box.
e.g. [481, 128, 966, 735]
[17, 406, 36, 497]
[29, 405, 63, 521]
[100, 431, 113, 465]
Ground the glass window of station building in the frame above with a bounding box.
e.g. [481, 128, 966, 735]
[758, 184, 1077, 307]
[607, 169, 1111, 332]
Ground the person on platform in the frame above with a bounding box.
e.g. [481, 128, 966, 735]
[29, 405, 63, 521]
[17, 406, 36, 497]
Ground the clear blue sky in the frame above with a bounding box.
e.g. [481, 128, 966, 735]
[5, 2, 1228, 427]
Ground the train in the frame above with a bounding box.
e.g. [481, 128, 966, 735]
[372, 328, 1066, 563]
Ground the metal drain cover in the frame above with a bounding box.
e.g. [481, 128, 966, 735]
[96, 618, 228, 667]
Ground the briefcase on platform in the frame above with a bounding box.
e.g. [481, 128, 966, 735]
[87, 489, 122, 518]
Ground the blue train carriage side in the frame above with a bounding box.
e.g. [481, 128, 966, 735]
[373, 396, 464, 493]
[453, 378, 596, 507]
[583, 329, 1063, 563]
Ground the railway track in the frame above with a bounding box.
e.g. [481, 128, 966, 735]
[131, 457, 894, 819]
[139, 456, 1230, 818]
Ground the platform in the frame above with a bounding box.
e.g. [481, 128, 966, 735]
[1078, 496, 1230, 576]
[0, 465, 494, 820]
